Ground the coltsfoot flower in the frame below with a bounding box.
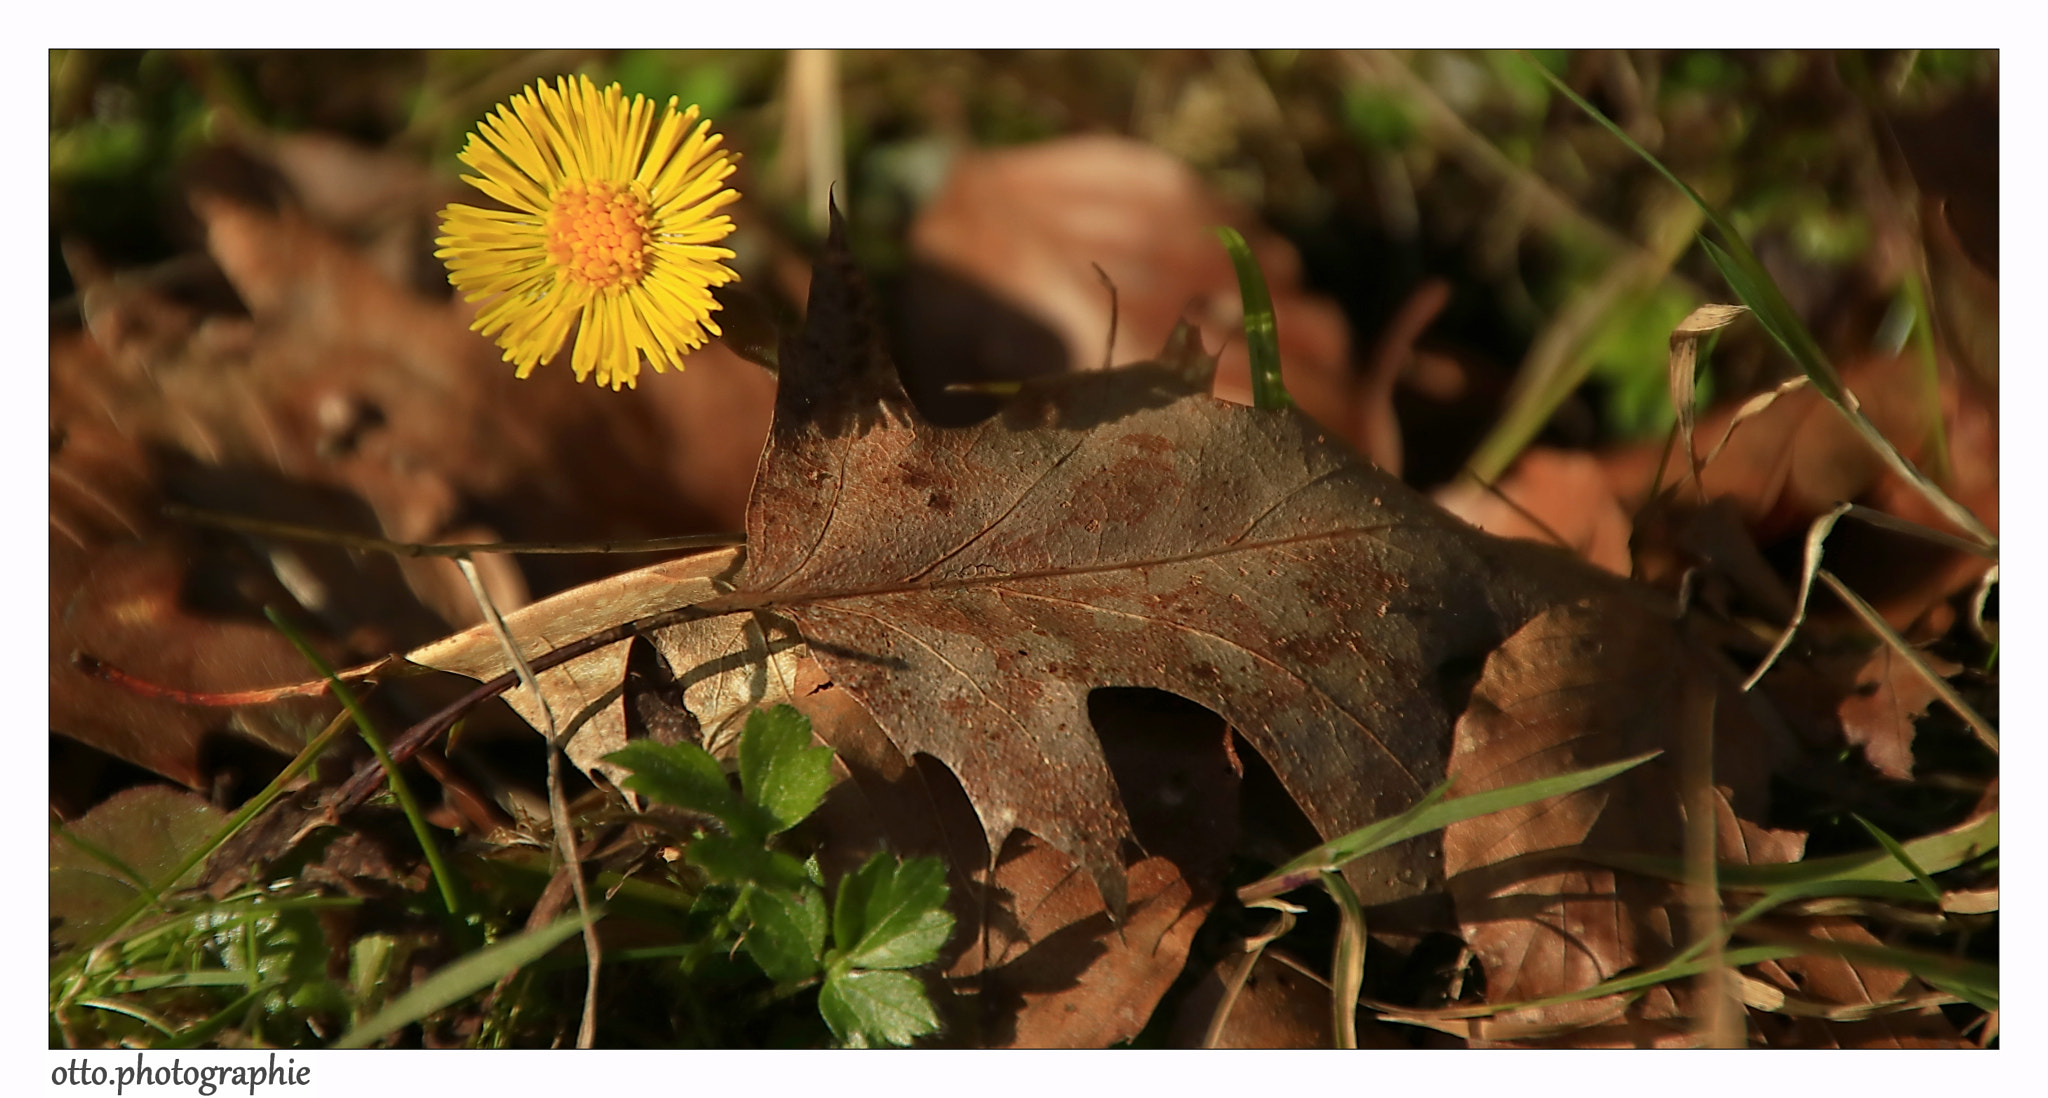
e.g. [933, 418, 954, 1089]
[436, 75, 741, 389]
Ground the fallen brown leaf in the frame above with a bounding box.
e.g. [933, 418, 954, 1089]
[1836, 644, 1963, 780]
[1743, 916, 1967, 1048]
[719, 204, 1643, 915]
[1442, 599, 1803, 1046]
[53, 139, 777, 790]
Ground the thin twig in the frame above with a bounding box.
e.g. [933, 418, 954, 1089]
[165, 503, 745, 558]
[1458, 467, 1577, 555]
[455, 557, 601, 1050]
[1091, 262, 1120, 370]
[1678, 683, 1740, 1048]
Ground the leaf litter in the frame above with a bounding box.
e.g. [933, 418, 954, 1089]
[53, 52, 1997, 1049]
[64, 200, 1991, 1048]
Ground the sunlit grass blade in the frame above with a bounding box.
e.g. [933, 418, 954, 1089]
[1731, 927, 1997, 1012]
[1572, 805, 1996, 890]
[1239, 751, 1660, 903]
[76, 997, 183, 1040]
[1214, 226, 1290, 410]
[332, 909, 601, 1049]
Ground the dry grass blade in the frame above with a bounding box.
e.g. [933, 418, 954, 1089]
[1369, 943, 1806, 1028]
[454, 557, 599, 1050]
[1466, 195, 1702, 483]
[1969, 565, 1998, 647]
[1698, 376, 1810, 470]
[1201, 900, 1301, 1049]
[1743, 502, 1853, 691]
[1668, 304, 1748, 496]
[1342, 50, 1707, 292]
[1816, 569, 1997, 753]
[775, 49, 844, 235]
[1839, 503, 1997, 561]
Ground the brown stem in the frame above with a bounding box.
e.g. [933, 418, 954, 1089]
[70, 652, 372, 705]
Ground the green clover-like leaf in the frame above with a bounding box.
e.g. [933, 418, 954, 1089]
[685, 835, 812, 892]
[737, 706, 836, 835]
[819, 969, 942, 1048]
[831, 853, 954, 973]
[744, 883, 828, 983]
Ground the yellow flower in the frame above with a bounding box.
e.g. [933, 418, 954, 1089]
[435, 75, 741, 390]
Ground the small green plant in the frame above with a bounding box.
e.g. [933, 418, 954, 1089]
[607, 705, 955, 1048]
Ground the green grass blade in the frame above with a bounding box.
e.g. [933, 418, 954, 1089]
[156, 985, 272, 1050]
[1213, 226, 1290, 410]
[1921, 973, 1998, 1014]
[1239, 751, 1660, 902]
[1321, 871, 1366, 1049]
[68, 707, 359, 966]
[332, 909, 600, 1049]
[1850, 814, 1943, 904]
[266, 607, 467, 920]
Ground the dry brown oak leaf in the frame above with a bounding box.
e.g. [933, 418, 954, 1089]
[688, 205, 1657, 916]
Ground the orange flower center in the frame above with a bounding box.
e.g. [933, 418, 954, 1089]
[545, 181, 654, 289]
